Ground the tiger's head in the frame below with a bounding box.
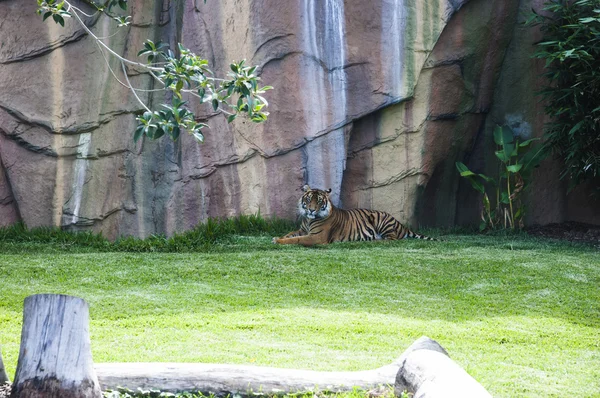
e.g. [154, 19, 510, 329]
[298, 185, 333, 220]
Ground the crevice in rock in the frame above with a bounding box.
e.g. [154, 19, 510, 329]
[0, 30, 86, 65]
[252, 33, 295, 62]
[0, 127, 58, 157]
[351, 168, 425, 192]
[0, 195, 13, 205]
[0, 155, 22, 222]
[0, 10, 103, 65]
[258, 50, 369, 77]
[0, 103, 139, 136]
[189, 149, 257, 180]
[62, 205, 136, 228]
[347, 124, 426, 158]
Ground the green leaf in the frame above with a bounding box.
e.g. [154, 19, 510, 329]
[247, 95, 254, 115]
[568, 120, 585, 136]
[212, 99, 219, 111]
[467, 177, 486, 194]
[518, 138, 539, 147]
[53, 14, 65, 26]
[134, 125, 145, 142]
[175, 80, 184, 93]
[227, 114, 237, 123]
[171, 125, 181, 141]
[506, 164, 523, 173]
[456, 162, 476, 176]
[43, 11, 52, 21]
[193, 131, 204, 143]
[500, 192, 510, 204]
[495, 150, 510, 162]
[493, 125, 514, 146]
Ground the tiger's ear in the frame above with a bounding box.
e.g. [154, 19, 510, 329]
[302, 184, 311, 192]
[325, 188, 332, 194]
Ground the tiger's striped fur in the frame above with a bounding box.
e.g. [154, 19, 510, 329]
[273, 185, 436, 246]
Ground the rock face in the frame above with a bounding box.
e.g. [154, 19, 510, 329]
[0, 0, 597, 239]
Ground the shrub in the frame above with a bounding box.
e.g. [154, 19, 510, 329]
[528, 0, 600, 190]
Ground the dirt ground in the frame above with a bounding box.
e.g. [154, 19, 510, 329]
[526, 221, 600, 249]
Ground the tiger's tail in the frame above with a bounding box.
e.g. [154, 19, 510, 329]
[402, 228, 437, 241]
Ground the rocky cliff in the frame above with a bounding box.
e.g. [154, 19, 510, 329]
[0, 0, 597, 239]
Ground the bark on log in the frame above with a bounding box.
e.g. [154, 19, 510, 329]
[395, 337, 492, 398]
[10, 294, 101, 398]
[95, 361, 401, 396]
[0, 345, 9, 384]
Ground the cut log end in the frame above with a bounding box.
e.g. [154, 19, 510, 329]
[395, 337, 493, 398]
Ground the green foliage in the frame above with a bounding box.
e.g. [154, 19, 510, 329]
[0, 214, 297, 253]
[527, 0, 600, 189]
[456, 125, 544, 230]
[36, 0, 271, 143]
[103, 387, 205, 397]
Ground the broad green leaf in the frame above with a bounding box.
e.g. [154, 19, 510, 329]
[134, 125, 144, 142]
[456, 162, 478, 177]
[493, 125, 514, 146]
[171, 125, 181, 141]
[54, 14, 65, 27]
[467, 177, 485, 194]
[495, 150, 510, 162]
[227, 114, 237, 123]
[500, 191, 510, 204]
[518, 138, 539, 147]
[506, 164, 523, 173]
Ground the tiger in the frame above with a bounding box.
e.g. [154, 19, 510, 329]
[272, 185, 436, 246]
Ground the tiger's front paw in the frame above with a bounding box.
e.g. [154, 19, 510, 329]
[272, 237, 281, 244]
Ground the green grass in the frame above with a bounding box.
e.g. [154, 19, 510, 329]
[0, 221, 599, 397]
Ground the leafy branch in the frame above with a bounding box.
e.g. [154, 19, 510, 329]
[36, 0, 272, 143]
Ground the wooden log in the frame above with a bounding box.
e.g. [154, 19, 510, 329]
[97, 337, 492, 397]
[0, 345, 9, 384]
[95, 360, 402, 396]
[395, 336, 492, 398]
[10, 294, 101, 398]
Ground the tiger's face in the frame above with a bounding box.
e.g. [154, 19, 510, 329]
[298, 185, 332, 220]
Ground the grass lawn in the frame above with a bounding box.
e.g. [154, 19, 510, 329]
[0, 229, 598, 397]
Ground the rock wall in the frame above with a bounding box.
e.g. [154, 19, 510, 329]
[0, 0, 597, 239]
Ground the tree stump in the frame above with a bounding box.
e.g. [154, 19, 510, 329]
[10, 294, 101, 398]
[0, 345, 9, 384]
